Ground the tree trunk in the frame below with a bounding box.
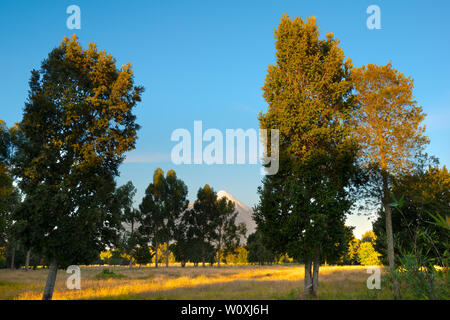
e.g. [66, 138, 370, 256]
[10, 246, 16, 270]
[382, 173, 395, 270]
[202, 244, 206, 267]
[25, 250, 31, 271]
[382, 171, 398, 296]
[42, 259, 58, 300]
[304, 257, 313, 295]
[217, 247, 221, 267]
[129, 221, 134, 268]
[166, 241, 169, 267]
[154, 242, 159, 268]
[312, 248, 320, 296]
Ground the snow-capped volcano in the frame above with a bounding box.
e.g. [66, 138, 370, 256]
[216, 190, 256, 238]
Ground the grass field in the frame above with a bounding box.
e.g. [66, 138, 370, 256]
[0, 264, 398, 300]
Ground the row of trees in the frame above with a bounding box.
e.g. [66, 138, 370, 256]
[254, 14, 447, 298]
[120, 169, 246, 269]
[0, 35, 246, 300]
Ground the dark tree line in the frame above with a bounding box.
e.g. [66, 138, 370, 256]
[137, 174, 246, 268]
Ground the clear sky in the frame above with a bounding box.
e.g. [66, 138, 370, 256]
[1, 0, 449, 238]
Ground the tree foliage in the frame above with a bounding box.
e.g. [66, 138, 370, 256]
[357, 242, 381, 266]
[374, 160, 450, 265]
[255, 14, 359, 295]
[352, 62, 429, 279]
[246, 230, 275, 265]
[138, 168, 188, 267]
[10, 35, 143, 298]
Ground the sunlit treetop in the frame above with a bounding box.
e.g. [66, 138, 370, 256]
[351, 62, 428, 175]
[16, 34, 144, 189]
[259, 14, 355, 162]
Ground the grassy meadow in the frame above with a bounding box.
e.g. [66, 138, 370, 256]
[0, 264, 396, 300]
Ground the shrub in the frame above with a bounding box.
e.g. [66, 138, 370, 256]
[94, 268, 125, 280]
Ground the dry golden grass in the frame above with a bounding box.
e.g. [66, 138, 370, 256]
[0, 264, 392, 300]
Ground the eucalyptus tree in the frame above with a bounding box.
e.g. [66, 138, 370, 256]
[139, 168, 188, 267]
[212, 196, 246, 267]
[184, 184, 218, 267]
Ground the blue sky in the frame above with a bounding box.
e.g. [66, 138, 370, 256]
[1, 0, 449, 238]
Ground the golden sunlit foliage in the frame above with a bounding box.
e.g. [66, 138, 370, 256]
[351, 62, 428, 175]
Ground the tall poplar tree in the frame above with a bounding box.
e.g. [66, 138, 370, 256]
[12, 35, 143, 299]
[255, 15, 358, 296]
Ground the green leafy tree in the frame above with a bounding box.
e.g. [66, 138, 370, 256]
[212, 196, 246, 267]
[357, 242, 381, 266]
[337, 226, 359, 265]
[133, 246, 154, 266]
[246, 230, 275, 265]
[117, 181, 141, 268]
[183, 184, 218, 267]
[0, 121, 20, 267]
[139, 168, 188, 267]
[255, 15, 358, 296]
[383, 194, 449, 299]
[164, 169, 189, 266]
[11, 35, 143, 299]
[139, 169, 167, 268]
[373, 159, 449, 266]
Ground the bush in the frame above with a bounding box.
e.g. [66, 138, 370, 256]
[94, 268, 125, 280]
[357, 242, 381, 266]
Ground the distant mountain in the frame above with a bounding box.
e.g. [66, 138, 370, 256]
[124, 190, 257, 242]
[216, 190, 257, 238]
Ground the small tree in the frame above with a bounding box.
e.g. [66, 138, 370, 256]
[134, 246, 154, 267]
[357, 242, 381, 266]
[246, 230, 275, 265]
[212, 196, 246, 267]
